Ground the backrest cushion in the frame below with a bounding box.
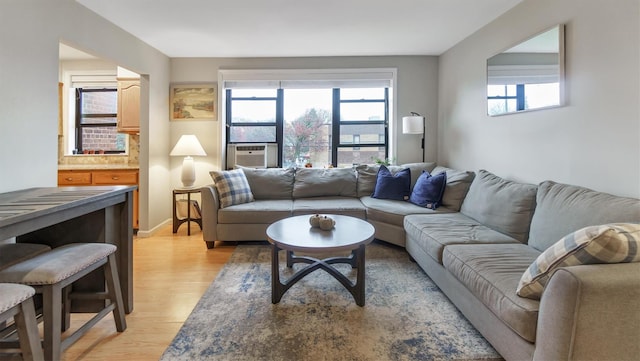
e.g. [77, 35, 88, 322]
[356, 162, 436, 197]
[210, 169, 254, 208]
[371, 165, 411, 201]
[517, 223, 640, 300]
[239, 166, 295, 200]
[431, 166, 476, 211]
[528, 181, 640, 252]
[460, 170, 538, 243]
[409, 171, 447, 209]
[293, 167, 357, 198]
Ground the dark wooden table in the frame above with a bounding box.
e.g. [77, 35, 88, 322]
[172, 188, 202, 235]
[266, 215, 375, 306]
[0, 186, 136, 313]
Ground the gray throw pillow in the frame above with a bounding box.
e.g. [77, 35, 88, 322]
[238, 166, 295, 200]
[293, 167, 357, 198]
[460, 169, 537, 243]
[431, 166, 475, 211]
[528, 181, 640, 252]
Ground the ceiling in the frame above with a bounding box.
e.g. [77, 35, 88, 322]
[74, 0, 523, 58]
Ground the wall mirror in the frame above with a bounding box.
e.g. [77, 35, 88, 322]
[487, 24, 565, 116]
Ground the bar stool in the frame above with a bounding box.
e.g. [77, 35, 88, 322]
[0, 243, 127, 361]
[0, 283, 44, 361]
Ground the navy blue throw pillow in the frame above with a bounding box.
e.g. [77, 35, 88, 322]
[371, 165, 411, 201]
[409, 171, 447, 209]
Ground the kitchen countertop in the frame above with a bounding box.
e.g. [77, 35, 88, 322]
[58, 164, 140, 171]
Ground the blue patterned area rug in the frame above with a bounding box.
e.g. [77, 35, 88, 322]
[161, 242, 502, 361]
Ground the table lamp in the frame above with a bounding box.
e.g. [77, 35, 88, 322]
[402, 112, 425, 162]
[170, 134, 207, 188]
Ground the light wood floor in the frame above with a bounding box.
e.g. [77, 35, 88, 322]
[59, 224, 235, 361]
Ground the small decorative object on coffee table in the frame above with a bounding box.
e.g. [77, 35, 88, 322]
[266, 215, 375, 306]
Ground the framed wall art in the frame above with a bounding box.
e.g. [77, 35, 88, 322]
[170, 83, 217, 121]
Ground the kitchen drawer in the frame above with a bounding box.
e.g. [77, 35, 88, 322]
[58, 171, 92, 185]
[93, 171, 138, 185]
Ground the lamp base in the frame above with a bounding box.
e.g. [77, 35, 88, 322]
[180, 156, 196, 188]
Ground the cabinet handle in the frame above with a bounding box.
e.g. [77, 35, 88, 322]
[66, 177, 73, 181]
[112, 176, 119, 180]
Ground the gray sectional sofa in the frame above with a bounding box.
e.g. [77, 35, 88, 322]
[200, 164, 640, 361]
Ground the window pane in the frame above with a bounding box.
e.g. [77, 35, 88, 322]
[81, 91, 117, 114]
[525, 83, 560, 109]
[340, 102, 385, 121]
[337, 147, 385, 168]
[340, 124, 385, 145]
[232, 100, 276, 123]
[283, 89, 332, 168]
[229, 126, 276, 143]
[81, 116, 117, 125]
[340, 88, 385, 100]
[488, 99, 517, 116]
[231, 89, 277, 98]
[81, 127, 126, 152]
[487, 85, 506, 97]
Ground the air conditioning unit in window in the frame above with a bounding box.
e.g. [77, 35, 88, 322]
[234, 144, 267, 169]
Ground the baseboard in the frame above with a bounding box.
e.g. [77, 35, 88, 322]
[136, 218, 172, 238]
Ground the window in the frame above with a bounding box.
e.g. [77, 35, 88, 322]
[335, 88, 387, 167]
[226, 87, 389, 168]
[75, 88, 126, 153]
[487, 83, 560, 116]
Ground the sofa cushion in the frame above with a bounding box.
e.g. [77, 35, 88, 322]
[239, 167, 295, 200]
[517, 223, 640, 300]
[431, 166, 475, 211]
[371, 165, 410, 201]
[293, 167, 357, 198]
[355, 162, 436, 197]
[210, 169, 254, 208]
[409, 171, 447, 209]
[460, 170, 538, 243]
[361, 196, 450, 227]
[404, 213, 520, 264]
[292, 197, 366, 219]
[218, 199, 292, 224]
[528, 181, 640, 252]
[442, 243, 541, 343]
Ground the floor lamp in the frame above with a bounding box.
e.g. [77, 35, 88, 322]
[402, 112, 425, 162]
[170, 135, 207, 188]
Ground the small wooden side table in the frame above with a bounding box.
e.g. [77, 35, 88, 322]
[172, 188, 202, 235]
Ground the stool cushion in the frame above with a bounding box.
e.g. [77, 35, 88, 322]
[0, 243, 117, 285]
[0, 283, 36, 313]
[0, 243, 52, 271]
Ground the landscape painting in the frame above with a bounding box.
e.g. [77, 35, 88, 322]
[170, 84, 217, 120]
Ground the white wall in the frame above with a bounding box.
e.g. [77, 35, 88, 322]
[438, 0, 640, 198]
[169, 56, 438, 189]
[0, 0, 171, 232]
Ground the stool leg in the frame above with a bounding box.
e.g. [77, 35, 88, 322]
[105, 254, 126, 332]
[62, 286, 71, 331]
[14, 298, 44, 361]
[42, 285, 63, 361]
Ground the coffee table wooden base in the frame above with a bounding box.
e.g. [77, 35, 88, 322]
[271, 244, 367, 306]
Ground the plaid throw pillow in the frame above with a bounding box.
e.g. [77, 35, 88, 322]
[210, 169, 254, 208]
[517, 223, 640, 299]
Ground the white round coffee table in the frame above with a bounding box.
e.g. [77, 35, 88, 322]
[266, 215, 375, 306]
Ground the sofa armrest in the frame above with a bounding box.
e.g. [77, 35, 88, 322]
[199, 185, 220, 248]
[534, 262, 640, 361]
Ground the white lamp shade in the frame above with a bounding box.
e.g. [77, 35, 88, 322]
[170, 135, 207, 156]
[402, 116, 424, 134]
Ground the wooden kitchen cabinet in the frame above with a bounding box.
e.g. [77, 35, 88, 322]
[58, 169, 139, 229]
[117, 78, 140, 133]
